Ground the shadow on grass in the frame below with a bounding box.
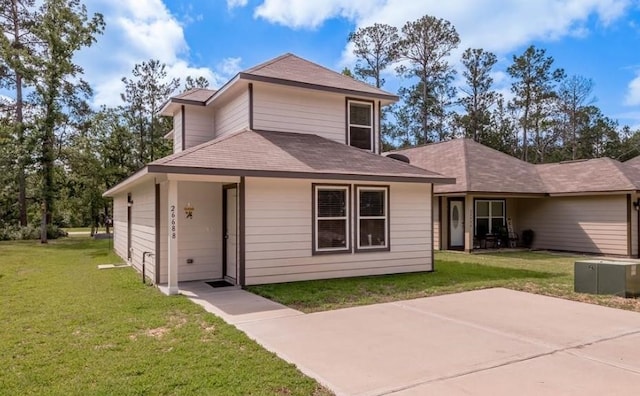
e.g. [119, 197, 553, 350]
[249, 261, 562, 311]
[469, 251, 575, 261]
[45, 238, 112, 251]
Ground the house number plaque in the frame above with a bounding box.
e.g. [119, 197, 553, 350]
[170, 205, 176, 239]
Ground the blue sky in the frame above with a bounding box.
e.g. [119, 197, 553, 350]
[78, 0, 640, 128]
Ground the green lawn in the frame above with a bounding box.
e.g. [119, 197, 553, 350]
[0, 238, 330, 395]
[249, 251, 640, 313]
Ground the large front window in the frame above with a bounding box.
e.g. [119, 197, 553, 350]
[475, 200, 505, 236]
[314, 185, 350, 253]
[348, 100, 373, 151]
[356, 186, 389, 251]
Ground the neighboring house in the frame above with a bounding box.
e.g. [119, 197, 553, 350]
[103, 53, 453, 294]
[392, 138, 640, 257]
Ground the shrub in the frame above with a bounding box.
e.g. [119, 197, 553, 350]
[0, 224, 68, 241]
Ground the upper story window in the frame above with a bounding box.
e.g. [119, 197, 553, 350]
[347, 100, 374, 152]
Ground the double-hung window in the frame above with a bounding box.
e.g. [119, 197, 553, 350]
[474, 200, 505, 236]
[356, 186, 389, 251]
[347, 100, 374, 151]
[314, 185, 350, 253]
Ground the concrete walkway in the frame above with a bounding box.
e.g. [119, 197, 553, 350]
[180, 285, 640, 396]
[178, 281, 303, 325]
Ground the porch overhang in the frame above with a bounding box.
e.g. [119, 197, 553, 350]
[147, 164, 455, 185]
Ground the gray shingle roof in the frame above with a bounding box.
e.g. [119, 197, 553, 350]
[393, 139, 545, 194]
[149, 129, 454, 183]
[173, 88, 217, 103]
[537, 158, 638, 193]
[393, 138, 640, 194]
[239, 53, 398, 100]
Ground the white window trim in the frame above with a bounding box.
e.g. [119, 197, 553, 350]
[347, 99, 374, 152]
[314, 185, 350, 253]
[474, 199, 505, 235]
[356, 186, 389, 251]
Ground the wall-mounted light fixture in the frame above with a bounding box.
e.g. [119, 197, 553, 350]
[184, 203, 194, 219]
[633, 200, 640, 211]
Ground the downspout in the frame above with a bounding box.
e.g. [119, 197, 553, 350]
[142, 251, 154, 284]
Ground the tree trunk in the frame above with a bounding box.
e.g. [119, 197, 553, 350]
[10, 0, 28, 226]
[40, 119, 55, 244]
[40, 202, 47, 243]
[16, 75, 27, 227]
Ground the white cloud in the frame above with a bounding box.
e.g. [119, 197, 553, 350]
[78, 0, 220, 107]
[253, 0, 630, 60]
[218, 57, 243, 77]
[625, 73, 640, 106]
[255, 0, 385, 29]
[227, 0, 249, 9]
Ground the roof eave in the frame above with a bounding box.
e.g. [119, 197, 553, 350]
[148, 164, 451, 184]
[103, 167, 151, 197]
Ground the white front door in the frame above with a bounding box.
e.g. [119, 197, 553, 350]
[224, 187, 238, 282]
[449, 199, 464, 249]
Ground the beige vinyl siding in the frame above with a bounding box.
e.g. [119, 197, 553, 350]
[244, 177, 432, 285]
[158, 181, 223, 283]
[128, 181, 157, 282]
[184, 107, 214, 149]
[253, 83, 378, 147]
[112, 194, 128, 260]
[214, 89, 249, 138]
[517, 195, 628, 255]
[173, 108, 182, 153]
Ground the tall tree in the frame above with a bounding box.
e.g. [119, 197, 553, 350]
[121, 59, 179, 164]
[556, 75, 594, 159]
[577, 106, 621, 159]
[488, 95, 519, 155]
[30, 0, 104, 242]
[184, 75, 209, 91]
[458, 48, 498, 143]
[507, 45, 565, 162]
[348, 23, 399, 88]
[397, 15, 460, 142]
[0, 0, 38, 226]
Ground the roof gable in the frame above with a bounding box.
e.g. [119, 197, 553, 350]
[239, 53, 398, 101]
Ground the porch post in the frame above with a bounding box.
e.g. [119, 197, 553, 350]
[464, 195, 473, 253]
[167, 180, 179, 295]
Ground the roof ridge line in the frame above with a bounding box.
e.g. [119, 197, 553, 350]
[607, 157, 639, 189]
[242, 53, 293, 74]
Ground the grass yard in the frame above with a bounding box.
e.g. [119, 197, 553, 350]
[249, 250, 640, 313]
[0, 238, 330, 395]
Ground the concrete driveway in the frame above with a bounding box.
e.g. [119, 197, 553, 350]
[180, 285, 640, 396]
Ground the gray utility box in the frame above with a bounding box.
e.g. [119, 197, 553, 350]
[575, 260, 640, 298]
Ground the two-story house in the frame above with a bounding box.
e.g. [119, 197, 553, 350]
[103, 53, 453, 294]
